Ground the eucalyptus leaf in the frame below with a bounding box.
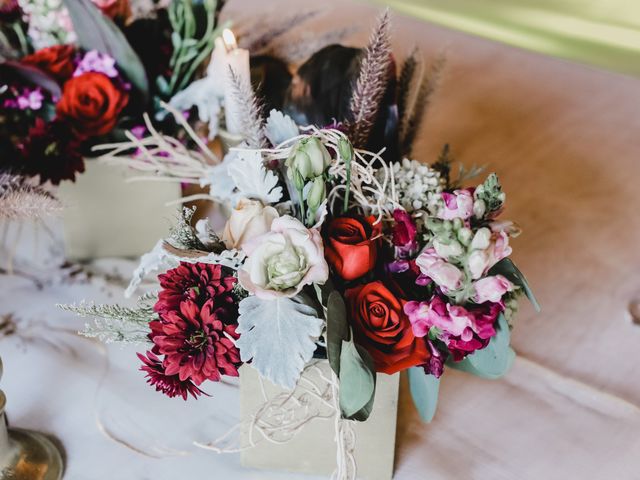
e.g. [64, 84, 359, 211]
[1, 61, 61, 97]
[448, 313, 515, 379]
[489, 258, 540, 312]
[339, 339, 376, 419]
[408, 368, 440, 423]
[326, 290, 349, 375]
[63, 0, 149, 98]
[236, 295, 323, 390]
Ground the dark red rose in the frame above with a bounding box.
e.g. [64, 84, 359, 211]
[18, 118, 85, 185]
[324, 215, 382, 281]
[149, 298, 241, 386]
[22, 45, 77, 83]
[56, 72, 128, 137]
[345, 281, 430, 374]
[138, 351, 205, 400]
[154, 262, 236, 314]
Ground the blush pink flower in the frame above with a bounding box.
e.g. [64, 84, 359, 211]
[149, 298, 241, 386]
[415, 248, 463, 292]
[473, 275, 513, 303]
[438, 189, 474, 220]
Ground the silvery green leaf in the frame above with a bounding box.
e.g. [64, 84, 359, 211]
[227, 149, 283, 204]
[236, 296, 324, 390]
[326, 290, 349, 375]
[448, 313, 515, 379]
[408, 368, 440, 423]
[265, 109, 299, 146]
[63, 0, 149, 98]
[169, 76, 221, 139]
[339, 339, 376, 419]
[489, 258, 540, 312]
[125, 240, 179, 298]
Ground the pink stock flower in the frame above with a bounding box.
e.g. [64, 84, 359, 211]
[473, 275, 513, 304]
[415, 248, 463, 292]
[438, 189, 474, 220]
[404, 297, 503, 360]
[149, 298, 241, 386]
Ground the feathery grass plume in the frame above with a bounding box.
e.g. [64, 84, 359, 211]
[397, 47, 419, 125]
[347, 9, 392, 148]
[0, 174, 62, 221]
[228, 67, 267, 148]
[400, 54, 446, 158]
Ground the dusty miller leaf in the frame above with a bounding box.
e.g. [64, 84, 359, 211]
[408, 368, 440, 423]
[227, 149, 283, 204]
[265, 109, 299, 146]
[236, 295, 324, 390]
[339, 338, 376, 419]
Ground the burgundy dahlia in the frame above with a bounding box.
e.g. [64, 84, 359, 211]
[154, 262, 236, 313]
[138, 351, 205, 400]
[149, 298, 241, 386]
[18, 118, 85, 185]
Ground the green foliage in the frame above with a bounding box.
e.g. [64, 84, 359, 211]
[474, 173, 504, 213]
[338, 337, 376, 420]
[408, 368, 440, 423]
[326, 290, 349, 376]
[63, 0, 149, 98]
[166, 0, 228, 97]
[339, 138, 354, 213]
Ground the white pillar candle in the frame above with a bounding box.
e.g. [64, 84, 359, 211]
[219, 29, 251, 136]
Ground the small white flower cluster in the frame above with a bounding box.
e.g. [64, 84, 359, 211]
[390, 158, 445, 212]
[18, 0, 76, 49]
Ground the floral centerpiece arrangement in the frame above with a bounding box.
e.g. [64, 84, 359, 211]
[0, 0, 226, 184]
[61, 10, 539, 479]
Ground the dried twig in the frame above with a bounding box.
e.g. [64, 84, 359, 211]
[397, 48, 419, 127]
[347, 9, 392, 148]
[228, 68, 266, 148]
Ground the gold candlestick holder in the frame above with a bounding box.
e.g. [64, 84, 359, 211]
[0, 357, 63, 480]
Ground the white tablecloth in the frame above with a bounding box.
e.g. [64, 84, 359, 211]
[2, 0, 640, 478]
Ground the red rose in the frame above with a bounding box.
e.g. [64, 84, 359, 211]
[324, 215, 382, 281]
[345, 281, 430, 374]
[91, 0, 131, 20]
[22, 45, 77, 83]
[56, 72, 128, 137]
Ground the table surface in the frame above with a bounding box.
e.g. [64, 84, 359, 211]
[2, 1, 640, 479]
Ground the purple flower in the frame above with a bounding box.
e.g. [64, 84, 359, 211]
[4, 88, 45, 111]
[73, 50, 119, 79]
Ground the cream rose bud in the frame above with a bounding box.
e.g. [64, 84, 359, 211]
[222, 198, 280, 250]
[238, 215, 329, 299]
[286, 137, 331, 189]
[307, 176, 326, 211]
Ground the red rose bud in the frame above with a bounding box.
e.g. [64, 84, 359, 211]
[345, 281, 431, 374]
[22, 45, 77, 83]
[56, 72, 128, 137]
[324, 215, 381, 281]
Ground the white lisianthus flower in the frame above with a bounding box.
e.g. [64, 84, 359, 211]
[222, 198, 279, 251]
[239, 215, 328, 299]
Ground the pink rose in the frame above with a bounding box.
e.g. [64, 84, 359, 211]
[438, 189, 474, 220]
[473, 275, 513, 303]
[415, 248, 463, 291]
